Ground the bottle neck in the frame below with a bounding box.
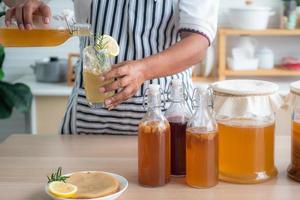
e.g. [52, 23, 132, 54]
[194, 93, 209, 114]
[189, 92, 217, 132]
[147, 93, 162, 113]
[170, 85, 185, 103]
[70, 23, 91, 36]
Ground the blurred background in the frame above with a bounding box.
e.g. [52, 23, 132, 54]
[0, 0, 300, 141]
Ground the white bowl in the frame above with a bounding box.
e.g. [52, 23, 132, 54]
[45, 171, 128, 200]
[227, 57, 258, 71]
[228, 6, 275, 30]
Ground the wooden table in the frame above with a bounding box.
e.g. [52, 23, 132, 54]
[0, 134, 299, 200]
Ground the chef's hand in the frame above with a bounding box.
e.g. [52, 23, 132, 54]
[5, 0, 51, 30]
[99, 61, 146, 109]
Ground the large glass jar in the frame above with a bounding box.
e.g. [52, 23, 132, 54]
[211, 80, 282, 184]
[287, 81, 300, 182]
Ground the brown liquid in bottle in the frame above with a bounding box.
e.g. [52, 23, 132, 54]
[186, 128, 218, 188]
[168, 116, 188, 176]
[218, 119, 277, 184]
[138, 121, 171, 187]
[288, 121, 300, 182]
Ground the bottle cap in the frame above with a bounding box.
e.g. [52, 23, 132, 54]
[149, 84, 160, 96]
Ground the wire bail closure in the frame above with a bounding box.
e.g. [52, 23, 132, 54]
[191, 87, 214, 109]
[166, 80, 189, 102]
[142, 87, 167, 110]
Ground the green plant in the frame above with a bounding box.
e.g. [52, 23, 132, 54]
[283, 0, 300, 6]
[0, 45, 33, 119]
[0, 0, 5, 17]
[0, 0, 33, 119]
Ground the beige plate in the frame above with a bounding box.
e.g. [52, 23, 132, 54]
[45, 171, 128, 200]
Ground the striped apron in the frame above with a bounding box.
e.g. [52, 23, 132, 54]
[61, 0, 194, 135]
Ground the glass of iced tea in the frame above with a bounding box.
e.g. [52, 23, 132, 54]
[83, 46, 114, 108]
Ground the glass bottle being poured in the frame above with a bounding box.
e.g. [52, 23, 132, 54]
[165, 79, 191, 176]
[186, 87, 218, 188]
[0, 9, 91, 47]
[138, 84, 171, 187]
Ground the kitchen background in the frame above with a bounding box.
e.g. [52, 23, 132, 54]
[0, 0, 300, 141]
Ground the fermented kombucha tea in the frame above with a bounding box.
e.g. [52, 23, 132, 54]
[83, 46, 114, 108]
[168, 118, 188, 176]
[186, 128, 218, 188]
[211, 79, 280, 184]
[218, 119, 277, 184]
[0, 25, 90, 47]
[186, 88, 218, 188]
[138, 121, 171, 186]
[165, 79, 191, 176]
[83, 69, 114, 105]
[287, 120, 300, 182]
[138, 84, 171, 187]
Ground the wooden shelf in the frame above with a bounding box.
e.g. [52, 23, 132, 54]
[218, 28, 300, 80]
[224, 68, 300, 77]
[220, 28, 300, 36]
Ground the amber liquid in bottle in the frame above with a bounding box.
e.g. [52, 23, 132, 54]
[218, 119, 277, 184]
[186, 88, 218, 188]
[288, 121, 300, 182]
[138, 121, 171, 186]
[168, 117, 188, 176]
[138, 84, 171, 187]
[0, 26, 90, 47]
[0, 28, 71, 47]
[186, 128, 218, 188]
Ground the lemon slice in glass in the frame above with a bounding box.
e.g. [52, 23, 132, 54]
[102, 35, 120, 57]
[48, 181, 78, 198]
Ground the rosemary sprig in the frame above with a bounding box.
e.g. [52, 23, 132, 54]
[93, 35, 110, 68]
[47, 167, 69, 183]
[94, 35, 109, 51]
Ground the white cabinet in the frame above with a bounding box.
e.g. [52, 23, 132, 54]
[16, 75, 72, 135]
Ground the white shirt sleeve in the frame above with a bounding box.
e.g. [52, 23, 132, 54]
[178, 0, 219, 44]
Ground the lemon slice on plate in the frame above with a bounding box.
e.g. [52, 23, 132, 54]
[102, 35, 120, 57]
[48, 181, 78, 198]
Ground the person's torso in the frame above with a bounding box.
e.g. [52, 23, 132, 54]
[75, 0, 193, 96]
[61, 0, 193, 135]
